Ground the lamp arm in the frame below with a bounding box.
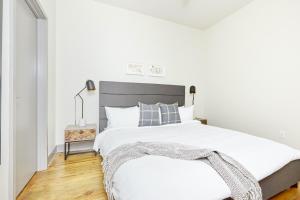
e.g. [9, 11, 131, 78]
[78, 94, 84, 118]
[74, 86, 86, 120]
[74, 96, 77, 125]
[192, 94, 195, 105]
[75, 86, 86, 97]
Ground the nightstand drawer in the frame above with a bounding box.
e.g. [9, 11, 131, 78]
[65, 124, 97, 142]
[65, 129, 96, 142]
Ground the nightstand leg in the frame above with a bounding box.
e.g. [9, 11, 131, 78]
[68, 142, 70, 155]
[64, 142, 67, 160]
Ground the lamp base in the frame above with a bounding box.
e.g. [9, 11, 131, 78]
[78, 118, 86, 127]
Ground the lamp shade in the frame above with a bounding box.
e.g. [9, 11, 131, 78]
[86, 80, 96, 91]
[189, 85, 196, 94]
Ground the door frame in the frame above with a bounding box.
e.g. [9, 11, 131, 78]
[31, 0, 49, 172]
[1, 0, 15, 199]
[22, 0, 48, 172]
[14, 0, 48, 198]
[1, 0, 47, 198]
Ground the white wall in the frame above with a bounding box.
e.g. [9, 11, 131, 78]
[55, 0, 205, 146]
[56, 0, 300, 151]
[38, 0, 56, 156]
[204, 0, 300, 149]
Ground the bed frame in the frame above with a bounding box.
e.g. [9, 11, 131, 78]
[99, 81, 300, 199]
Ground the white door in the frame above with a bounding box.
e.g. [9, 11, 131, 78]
[16, 0, 38, 195]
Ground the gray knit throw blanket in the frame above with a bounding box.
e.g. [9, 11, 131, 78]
[103, 142, 262, 200]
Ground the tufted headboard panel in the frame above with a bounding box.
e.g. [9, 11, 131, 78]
[99, 81, 185, 132]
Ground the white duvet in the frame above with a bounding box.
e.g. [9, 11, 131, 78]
[94, 121, 300, 200]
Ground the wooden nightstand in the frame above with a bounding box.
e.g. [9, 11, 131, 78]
[195, 117, 208, 125]
[64, 124, 97, 160]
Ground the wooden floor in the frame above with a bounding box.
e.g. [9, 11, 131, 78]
[17, 153, 107, 200]
[17, 153, 300, 200]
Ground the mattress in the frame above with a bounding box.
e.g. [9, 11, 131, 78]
[94, 121, 300, 200]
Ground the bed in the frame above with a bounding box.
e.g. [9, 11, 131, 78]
[95, 81, 300, 200]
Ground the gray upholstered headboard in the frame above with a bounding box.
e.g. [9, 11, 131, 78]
[99, 81, 185, 132]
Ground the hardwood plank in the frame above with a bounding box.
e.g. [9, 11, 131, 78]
[271, 188, 300, 200]
[17, 153, 107, 200]
[17, 152, 299, 200]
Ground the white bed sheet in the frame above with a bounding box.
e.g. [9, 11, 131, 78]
[94, 121, 300, 200]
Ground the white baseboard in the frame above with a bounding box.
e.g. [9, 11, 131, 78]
[47, 146, 57, 165]
[56, 141, 94, 153]
[47, 142, 95, 165]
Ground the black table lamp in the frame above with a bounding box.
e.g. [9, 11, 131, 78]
[74, 80, 96, 126]
[190, 85, 196, 105]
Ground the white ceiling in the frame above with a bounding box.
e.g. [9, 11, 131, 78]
[96, 0, 253, 29]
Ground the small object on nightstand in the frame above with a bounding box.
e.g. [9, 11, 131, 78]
[195, 117, 208, 125]
[64, 124, 97, 160]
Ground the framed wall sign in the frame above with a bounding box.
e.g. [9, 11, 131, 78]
[126, 63, 144, 76]
[148, 65, 166, 77]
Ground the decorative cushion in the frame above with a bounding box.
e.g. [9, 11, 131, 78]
[138, 102, 161, 127]
[179, 106, 194, 122]
[159, 103, 181, 125]
[105, 106, 139, 129]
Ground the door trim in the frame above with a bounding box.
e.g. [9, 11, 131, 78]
[24, 0, 48, 171]
[13, 0, 48, 197]
[25, 0, 46, 19]
[2, 0, 48, 198]
[37, 18, 48, 171]
[1, 0, 17, 199]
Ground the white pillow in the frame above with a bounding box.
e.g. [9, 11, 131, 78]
[105, 106, 139, 129]
[178, 106, 194, 122]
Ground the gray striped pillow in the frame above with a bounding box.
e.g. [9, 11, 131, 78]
[159, 103, 181, 125]
[138, 102, 161, 127]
